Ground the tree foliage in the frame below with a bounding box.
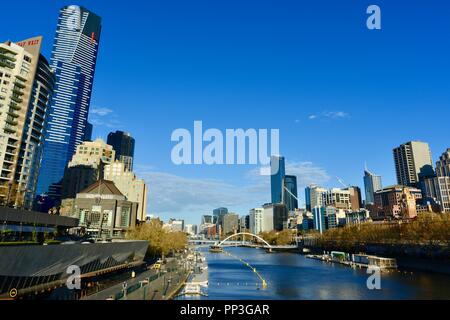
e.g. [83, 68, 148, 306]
[317, 213, 450, 249]
[126, 220, 187, 257]
[259, 230, 296, 245]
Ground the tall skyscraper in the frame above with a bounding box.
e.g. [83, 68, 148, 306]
[436, 149, 450, 177]
[0, 37, 55, 208]
[393, 141, 434, 187]
[213, 207, 228, 225]
[363, 167, 382, 205]
[305, 185, 327, 211]
[107, 131, 135, 172]
[270, 155, 286, 204]
[284, 175, 298, 211]
[37, 5, 102, 200]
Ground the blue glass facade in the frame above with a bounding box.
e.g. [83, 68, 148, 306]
[36, 6, 102, 198]
[270, 155, 286, 204]
[284, 175, 298, 211]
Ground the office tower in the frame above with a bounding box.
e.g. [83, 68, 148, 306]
[323, 188, 352, 210]
[263, 203, 288, 231]
[284, 175, 298, 211]
[107, 131, 135, 172]
[393, 141, 434, 187]
[305, 185, 327, 212]
[433, 149, 450, 212]
[0, 37, 55, 208]
[37, 5, 102, 199]
[347, 186, 363, 211]
[249, 208, 264, 235]
[270, 155, 286, 204]
[84, 121, 93, 142]
[103, 160, 148, 222]
[213, 207, 228, 226]
[312, 206, 326, 234]
[222, 213, 239, 235]
[201, 215, 213, 225]
[363, 167, 382, 205]
[436, 149, 450, 177]
[61, 138, 115, 199]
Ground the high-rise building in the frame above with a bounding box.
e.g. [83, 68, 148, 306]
[284, 175, 298, 212]
[222, 213, 239, 235]
[107, 131, 135, 172]
[103, 160, 148, 222]
[61, 138, 115, 200]
[312, 206, 326, 234]
[213, 207, 228, 226]
[347, 186, 363, 211]
[305, 185, 327, 212]
[249, 208, 264, 235]
[393, 141, 434, 187]
[436, 149, 450, 177]
[270, 155, 286, 204]
[0, 37, 55, 208]
[263, 203, 288, 231]
[322, 188, 352, 210]
[363, 167, 382, 205]
[37, 5, 102, 199]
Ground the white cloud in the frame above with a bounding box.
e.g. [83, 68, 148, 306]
[308, 111, 350, 121]
[90, 107, 113, 116]
[89, 106, 122, 128]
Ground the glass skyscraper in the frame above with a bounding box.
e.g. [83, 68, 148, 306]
[107, 131, 135, 172]
[36, 6, 102, 199]
[363, 167, 382, 205]
[284, 175, 298, 212]
[270, 155, 286, 204]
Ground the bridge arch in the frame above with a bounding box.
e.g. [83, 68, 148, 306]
[217, 232, 272, 249]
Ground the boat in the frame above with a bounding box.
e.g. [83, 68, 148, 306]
[209, 245, 223, 253]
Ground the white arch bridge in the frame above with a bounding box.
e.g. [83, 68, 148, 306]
[189, 232, 298, 251]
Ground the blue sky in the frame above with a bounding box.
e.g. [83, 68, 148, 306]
[2, 0, 450, 224]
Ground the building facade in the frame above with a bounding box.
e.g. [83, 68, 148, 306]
[61, 180, 138, 238]
[103, 160, 148, 222]
[249, 208, 264, 235]
[0, 37, 55, 208]
[373, 185, 422, 220]
[305, 185, 327, 212]
[61, 138, 115, 200]
[37, 6, 102, 199]
[312, 206, 326, 234]
[270, 155, 286, 204]
[363, 168, 382, 205]
[322, 188, 352, 210]
[107, 131, 135, 172]
[222, 213, 239, 236]
[284, 175, 298, 212]
[393, 141, 433, 187]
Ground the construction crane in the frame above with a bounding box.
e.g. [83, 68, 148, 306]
[336, 176, 351, 189]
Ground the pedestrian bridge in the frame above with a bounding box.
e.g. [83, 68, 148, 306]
[189, 232, 298, 251]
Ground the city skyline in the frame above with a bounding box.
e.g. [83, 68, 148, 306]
[2, 1, 449, 223]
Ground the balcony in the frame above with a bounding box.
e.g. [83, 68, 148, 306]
[12, 88, 24, 96]
[0, 53, 16, 62]
[10, 95, 23, 104]
[7, 111, 19, 119]
[0, 60, 15, 69]
[13, 81, 26, 89]
[9, 102, 21, 111]
[5, 118, 18, 126]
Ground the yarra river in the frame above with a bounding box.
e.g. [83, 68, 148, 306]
[185, 247, 450, 300]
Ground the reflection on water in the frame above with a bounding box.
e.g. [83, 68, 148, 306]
[185, 247, 450, 300]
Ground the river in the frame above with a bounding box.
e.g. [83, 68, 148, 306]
[181, 247, 450, 300]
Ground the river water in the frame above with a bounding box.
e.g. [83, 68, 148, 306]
[183, 247, 450, 300]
